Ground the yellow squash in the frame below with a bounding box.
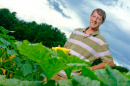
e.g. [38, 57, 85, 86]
[52, 47, 70, 54]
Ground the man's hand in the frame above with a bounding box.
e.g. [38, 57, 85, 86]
[88, 61, 114, 70]
[74, 67, 93, 75]
[74, 70, 82, 75]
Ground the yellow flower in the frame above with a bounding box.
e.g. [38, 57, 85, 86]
[16, 67, 19, 70]
[13, 62, 16, 66]
[0, 57, 2, 62]
[0, 68, 6, 75]
[3, 58, 5, 62]
[9, 73, 12, 78]
[9, 54, 16, 61]
[52, 47, 70, 54]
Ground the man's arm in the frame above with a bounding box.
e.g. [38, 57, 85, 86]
[76, 61, 114, 75]
[89, 61, 114, 70]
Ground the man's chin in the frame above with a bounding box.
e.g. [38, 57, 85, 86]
[91, 26, 99, 30]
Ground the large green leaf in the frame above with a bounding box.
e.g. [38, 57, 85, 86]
[0, 38, 11, 47]
[0, 26, 10, 35]
[95, 65, 130, 86]
[20, 64, 33, 77]
[57, 50, 91, 79]
[0, 75, 43, 86]
[125, 72, 130, 79]
[0, 33, 15, 40]
[56, 80, 71, 86]
[0, 42, 7, 48]
[17, 40, 68, 81]
[81, 66, 106, 86]
[71, 75, 100, 86]
[18, 40, 91, 81]
[14, 57, 22, 67]
[81, 66, 98, 80]
[7, 49, 18, 55]
[44, 80, 55, 86]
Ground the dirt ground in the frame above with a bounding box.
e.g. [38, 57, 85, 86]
[44, 74, 68, 82]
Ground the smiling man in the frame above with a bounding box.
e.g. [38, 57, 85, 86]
[63, 8, 114, 75]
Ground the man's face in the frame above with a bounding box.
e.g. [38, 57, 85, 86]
[90, 11, 104, 30]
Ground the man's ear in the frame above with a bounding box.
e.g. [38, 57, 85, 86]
[101, 20, 105, 24]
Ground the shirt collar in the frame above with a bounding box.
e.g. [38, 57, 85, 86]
[83, 27, 100, 36]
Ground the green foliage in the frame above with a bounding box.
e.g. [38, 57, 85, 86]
[0, 8, 67, 48]
[0, 27, 45, 82]
[17, 40, 90, 81]
[91, 58, 129, 73]
[0, 26, 18, 78]
[112, 64, 129, 73]
[91, 58, 102, 66]
[0, 8, 18, 29]
[56, 65, 130, 86]
[94, 65, 130, 86]
[57, 49, 91, 79]
[71, 75, 100, 86]
[0, 75, 43, 86]
[56, 75, 100, 86]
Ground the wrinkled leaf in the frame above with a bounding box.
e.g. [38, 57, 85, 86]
[0, 42, 7, 48]
[57, 80, 72, 86]
[44, 80, 55, 86]
[0, 34, 15, 40]
[0, 75, 43, 86]
[72, 75, 100, 86]
[95, 64, 130, 86]
[7, 49, 18, 55]
[0, 38, 11, 46]
[18, 40, 68, 81]
[20, 64, 32, 77]
[57, 50, 91, 79]
[14, 57, 22, 67]
[0, 26, 10, 35]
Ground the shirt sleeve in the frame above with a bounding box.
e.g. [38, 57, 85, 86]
[64, 30, 74, 48]
[98, 43, 113, 62]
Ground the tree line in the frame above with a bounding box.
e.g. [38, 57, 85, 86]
[0, 8, 67, 48]
[0, 8, 129, 72]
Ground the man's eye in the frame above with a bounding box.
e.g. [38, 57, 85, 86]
[97, 18, 101, 21]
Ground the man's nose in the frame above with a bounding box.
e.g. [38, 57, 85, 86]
[93, 17, 97, 21]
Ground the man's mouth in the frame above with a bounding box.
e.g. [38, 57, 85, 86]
[92, 22, 96, 25]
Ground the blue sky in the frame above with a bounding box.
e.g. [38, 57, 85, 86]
[0, 0, 130, 69]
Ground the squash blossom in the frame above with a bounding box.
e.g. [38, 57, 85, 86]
[52, 47, 70, 54]
[9, 73, 12, 78]
[13, 62, 16, 66]
[9, 54, 16, 61]
[0, 68, 6, 75]
[16, 68, 19, 70]
[0, 57, 2, 62]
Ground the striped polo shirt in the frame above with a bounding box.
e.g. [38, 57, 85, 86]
[64, 28, 113, 63]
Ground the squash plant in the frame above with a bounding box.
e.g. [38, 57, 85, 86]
[0, 26, 130, 86]
[0, 26, 45, 81]
[0, 26, 17, 77]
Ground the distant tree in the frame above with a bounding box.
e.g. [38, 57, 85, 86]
[0, 8, 67, 47]
[112, 64, 129, 73]
[33, 24, 66, 47]
[0, 8, 18, 29]
[91, 58, 129, 72]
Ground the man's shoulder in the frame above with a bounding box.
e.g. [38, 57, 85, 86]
[96, 34, 107, 43]
[74, 28, 85, 32]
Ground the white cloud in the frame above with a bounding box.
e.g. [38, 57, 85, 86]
[80, 0, 130, 34]
[114, 60, 121, 66]
[0, 0, 84, 37]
